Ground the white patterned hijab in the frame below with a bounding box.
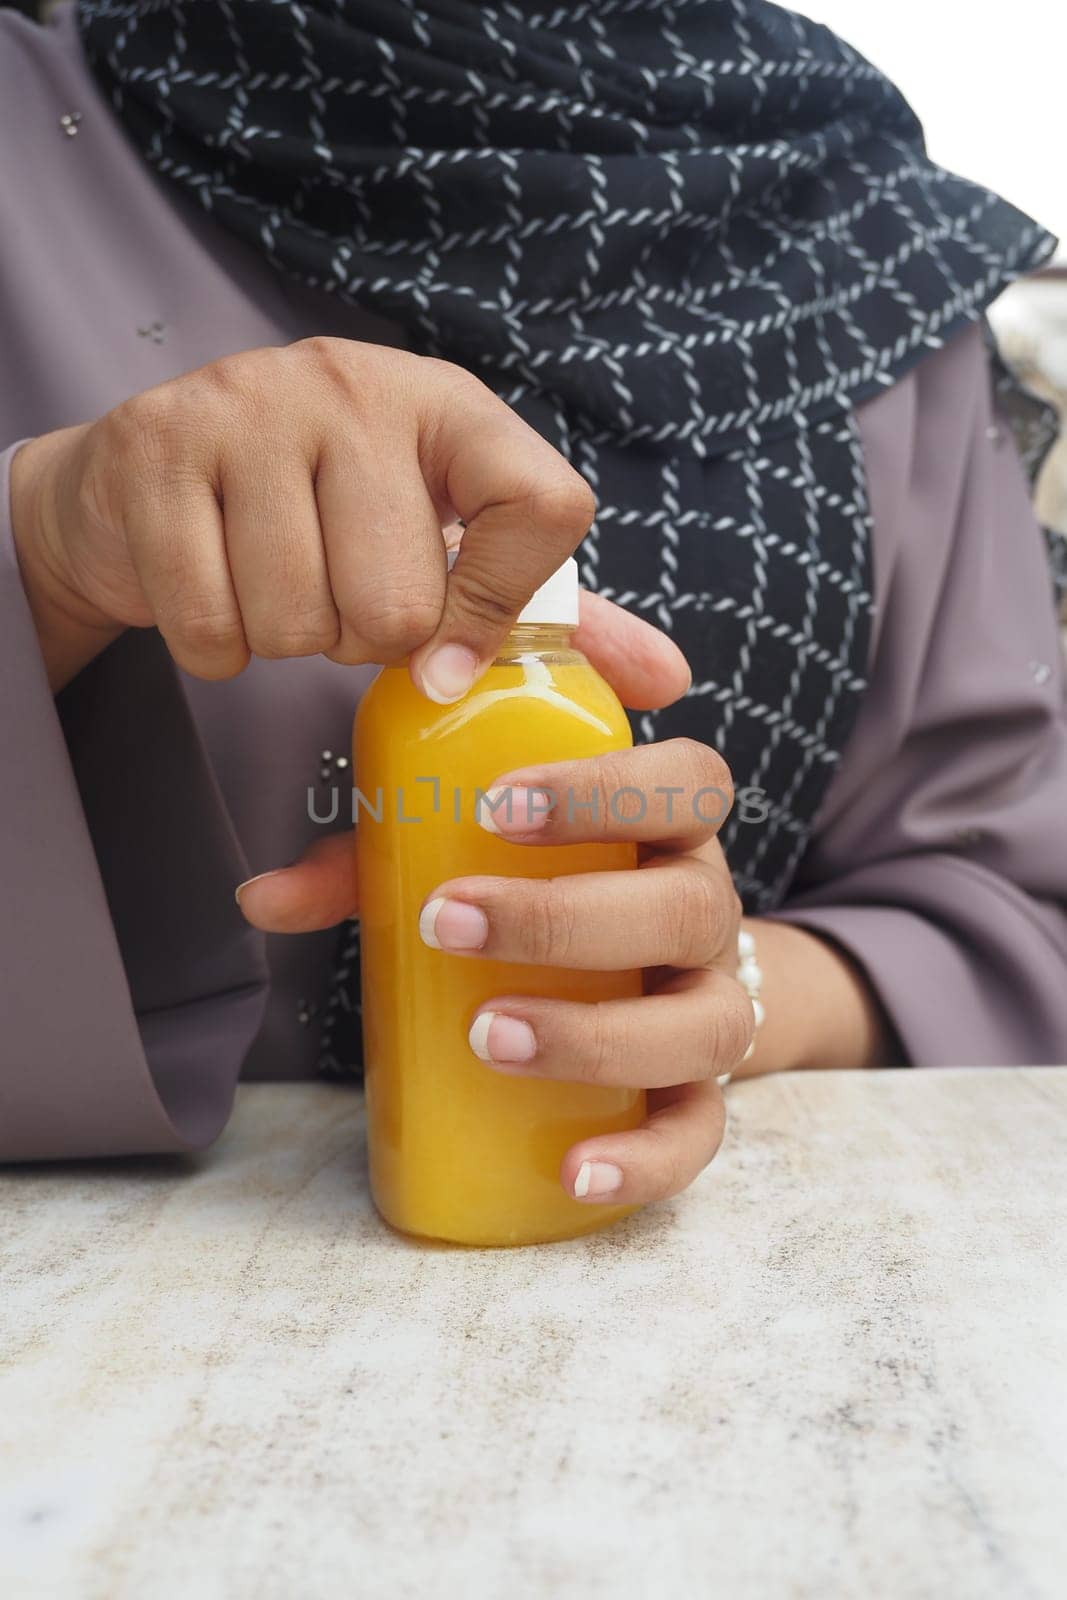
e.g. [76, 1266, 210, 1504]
[79, 0, 1056, 914]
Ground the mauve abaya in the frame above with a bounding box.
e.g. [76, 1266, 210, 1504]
[1, 7, 1065, 1159]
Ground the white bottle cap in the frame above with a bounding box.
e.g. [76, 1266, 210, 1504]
[516, 557, 580, 626]
[446, 548, 580, 627]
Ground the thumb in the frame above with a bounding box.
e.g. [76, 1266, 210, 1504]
[407, 368, 598, 703]
[235, 831, 358, 933]
[574, 590, 692, 711]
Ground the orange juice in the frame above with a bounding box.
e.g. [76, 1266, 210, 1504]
[354, 564, 645, 1246]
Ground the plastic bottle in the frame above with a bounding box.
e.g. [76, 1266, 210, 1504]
[353, 556, 645, 1246]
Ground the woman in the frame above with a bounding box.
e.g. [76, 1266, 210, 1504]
[2, 3, 1065, 1202]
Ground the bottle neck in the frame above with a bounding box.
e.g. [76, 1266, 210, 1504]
[494, 623, 576, 662]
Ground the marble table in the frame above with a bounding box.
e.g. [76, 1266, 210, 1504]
[2, 1070, 1065, 1599]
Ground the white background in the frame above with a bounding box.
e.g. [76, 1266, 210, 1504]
[800, 1, 1065, 259]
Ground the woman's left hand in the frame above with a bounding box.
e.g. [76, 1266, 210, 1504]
[238, 592, 756, 1205]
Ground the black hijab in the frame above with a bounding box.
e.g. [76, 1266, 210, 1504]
[78, 0, 1055, 921]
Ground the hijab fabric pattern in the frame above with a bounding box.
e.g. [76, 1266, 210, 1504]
[78, 1, 1055, 929]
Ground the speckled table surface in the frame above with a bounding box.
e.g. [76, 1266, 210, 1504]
[2, 1069, 1065, 1600]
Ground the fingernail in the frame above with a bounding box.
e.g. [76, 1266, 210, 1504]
[573, 1160, 624, 1201]
[234, 869, 287, 906]
[478, 785, 553, 836]
[420, 643, 479, 705]
[469, 1011, 537, 1065]
[418, 896, 489, 952]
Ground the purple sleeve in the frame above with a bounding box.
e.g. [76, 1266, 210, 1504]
[0, 443, 268, 1160]
[772, 325, 1067, 1065]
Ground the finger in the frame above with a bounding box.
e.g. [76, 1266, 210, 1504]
[221, 448, 341, 660]
[408, 364, 597, 703]
[560, 1078, 726, 1206]
[235, 831, 358, 932]
[474, 738, 734, 850]
[420, 855, 730, 970]
[466, 968, 754, 1087]
[123, 474, 250, 680]
[315, 429, 448, 666]
[573, 589, 691, 711]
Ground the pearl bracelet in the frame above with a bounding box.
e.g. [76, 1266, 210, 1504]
[736, 926, 765, 1060]
[717, 926, 765, 1085]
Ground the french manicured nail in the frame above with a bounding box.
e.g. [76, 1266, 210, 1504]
[573, 1160, 624, 1201]
[419, 897, 489, 952]
[478, 785, 553, 836]
[469, 1012, 537, 1065]
[234, 869, 288, 906]
[420, 644, 479, 705]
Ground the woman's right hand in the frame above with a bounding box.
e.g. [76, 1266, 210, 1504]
[9, 339, 597, 695]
